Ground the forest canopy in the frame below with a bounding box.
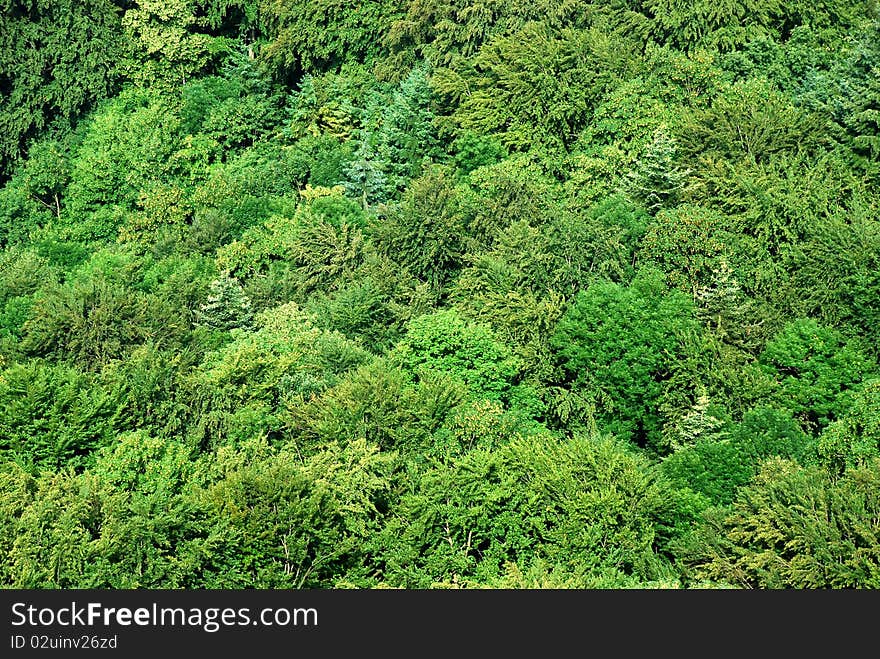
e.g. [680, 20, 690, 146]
[1, 0, 879, 589]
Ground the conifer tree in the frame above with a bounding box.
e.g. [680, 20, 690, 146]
[373, 65, 439, 192]
[665, 392, 727, 452]
[342, 140, 389, 209]
[693, 258, 765, 351]
[623, 127, 687, 214]
[835, 20, 880, 167]
[196, 274, 255, 331]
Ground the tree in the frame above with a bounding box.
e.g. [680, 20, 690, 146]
[623, 126, 688, 214]
[259, 0, 401, 74]
[371, 64, 441, 193]
[120, 0, 228, 88]
[214, 205, 366, 307]
[551, 267, 698, 449]
[63, 88, 183, 242]
[0, 0, 127, 181]
[677, 77, 829, 168]
[813, 379, 880, 476]
[640, 0, 865, 53]
[190, 438, 395, 587]
[1, 467, 103, 587]
[305, 277, 401, 352]
[79, 432, 200, 587]
[829, 19, 880, 174]
[195, 273, 255, 331]
[376, 431, 677, 588]
[662, 406, 810, 505]
[179, 53, 284, 152]
[788, 199, 880, 346]
[395, 309, 521, 404]
[0, 361, 115, 471]
[2, 432, 205, 588]
[759, 318, 877, 432]
[640, 204, 730, 299]
[283, 357, 462, 456]
[677, 457, 880, 589]
[437, 25, 637, 152]
[371, 167, 470, 295]
[20, 275, 161, 368]
[642, 0, 783, 52]
[385, 0, 597, 68]
[188, 301, 370, 448]
[342, 140, 389, 208]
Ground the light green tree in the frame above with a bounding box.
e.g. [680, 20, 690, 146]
[195, 273, 254, 331]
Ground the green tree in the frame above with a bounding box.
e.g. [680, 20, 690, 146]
[214, 204, 366, 307]
[342, 140, 389, 208]
[677, 77, 829, 168]
[1, 432, 207, 588]
[179, 54, 284, 152]
[692, 258, 765, 352]
[259, 0, 401, 74]
[640, 204, 730, 298]
[370, 64, 441, 193]
[642, 0, 783, 51]
[1, 467, 103, 587]
[79, 432, 201, 588]
[20, 276, 162, 368]
[436, 25, 637, 152]
[759, 318, 877, 432]
[449, 130, 506, 175]
[813, 379, 880, 475]
[63, 88, 183, 242]
[641, 0, 865, 53]
[305, 276, 401, 352]
[120, 0, 236, 88]
[662, 406, 810, 505]
[377, 432, 676, 588]
[386, 0, 597, 68]
[190, 438, 395, 587]
[395, 309, 521, 404]
[623, 126, 687, 214]
[551, 268, 698, 449]
[677, 457, 880, 588]
[0, 361, 115, 471]
[284, 355, 466, 458]
[195, 273, 255, 331]
[188, 301, 370, 448]
[829, 19, 880, 174]
[371, 167, 471, 295]
[788, 199, 880, 345]
[0, 0, 126, 180]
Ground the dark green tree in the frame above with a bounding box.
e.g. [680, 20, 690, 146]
[759, 318, 877, 432]
[0, 0, 127, 180]
[259, 0, 401, 74]
[551, 268, 699, 449]
[831, 19, 880, 173]
[371, 167, 470, 295]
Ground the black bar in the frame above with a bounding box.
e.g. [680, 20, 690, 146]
[2, 589, 877, 655]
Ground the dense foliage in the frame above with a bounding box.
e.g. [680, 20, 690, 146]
[2, 0, 879, 589]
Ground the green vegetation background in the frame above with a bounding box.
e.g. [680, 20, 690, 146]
[1, 0, 880, 588]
